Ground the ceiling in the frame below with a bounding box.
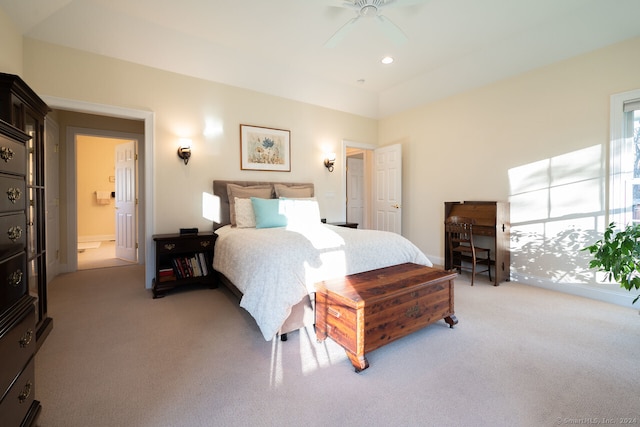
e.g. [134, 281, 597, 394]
[3, 0, 640, 119]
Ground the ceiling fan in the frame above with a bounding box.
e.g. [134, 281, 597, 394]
[324, 0, 426, 48]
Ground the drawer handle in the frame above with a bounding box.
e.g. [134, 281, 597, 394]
[163, 243, 175, 250]
[327, 307, 341, 318]
[7, 187, 22, 203]
[8, 225, 22, 242]
[9, 269, 23, 287]
[200, 241, 210, 248]
[0, 146, 14, 162]
[405, 305, 421, 318]
[19, 329, 33, 348]
[18, 381, 32, 404]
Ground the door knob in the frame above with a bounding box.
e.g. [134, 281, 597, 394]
[391, 204, 401, 209]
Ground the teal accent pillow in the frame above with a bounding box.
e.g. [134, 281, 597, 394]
[250, 197, 288, 228]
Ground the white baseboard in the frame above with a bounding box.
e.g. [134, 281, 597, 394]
[427, 250, 638, 310]
[510, 271, 638, 310]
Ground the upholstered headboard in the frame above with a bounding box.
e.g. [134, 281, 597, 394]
[212, 180, 314, 229]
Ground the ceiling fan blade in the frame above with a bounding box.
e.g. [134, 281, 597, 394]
[382, 0, 428, 8]
[376, 15, 408, 45]
[325, 0, 353, 6]
[324, 0, 359, 11]
[324, 16, 361, 48]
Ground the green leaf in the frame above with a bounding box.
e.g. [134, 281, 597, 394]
[582, 221, 640, 304]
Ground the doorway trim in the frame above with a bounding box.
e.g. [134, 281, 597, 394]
[43, 96, 155, 289]
[342, 139, 376, 228]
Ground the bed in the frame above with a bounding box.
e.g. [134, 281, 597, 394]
[212, 180, 432, 341]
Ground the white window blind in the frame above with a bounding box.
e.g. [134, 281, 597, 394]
[623, 98, 640, 112]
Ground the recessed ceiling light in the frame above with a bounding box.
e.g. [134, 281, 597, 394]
[381, 56, 394, 65]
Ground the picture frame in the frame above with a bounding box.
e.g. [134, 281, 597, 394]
[240, 124, 291, 172]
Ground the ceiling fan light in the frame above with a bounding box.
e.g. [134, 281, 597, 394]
[360, 5, 378, 17]
[381, 56, 394, 64]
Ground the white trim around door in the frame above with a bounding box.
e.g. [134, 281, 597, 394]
[42, 96, 155, 289]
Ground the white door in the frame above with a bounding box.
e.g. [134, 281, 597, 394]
[45, 118, 60, 282]
[346, 156, 364, 227]
[115, 141, 137, 262]
[374, 144, 402, 233]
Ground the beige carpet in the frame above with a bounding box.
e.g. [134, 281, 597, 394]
[35, 266, 640, 427]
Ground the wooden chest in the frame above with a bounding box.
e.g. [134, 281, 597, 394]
[315, 263, 457, 372]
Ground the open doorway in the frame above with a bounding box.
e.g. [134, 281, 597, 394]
[343, 140, 375, 229]
[343, 140, 404, 233]
[44, 97, 154, 288]
[75, 132, 140, 269]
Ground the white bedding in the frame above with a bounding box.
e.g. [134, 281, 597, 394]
[213, 223, 432, 340]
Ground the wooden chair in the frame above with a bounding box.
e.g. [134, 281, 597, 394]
[445, 216, 492, 286]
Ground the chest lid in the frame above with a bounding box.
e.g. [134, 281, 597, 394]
[316, 263, 456, 309]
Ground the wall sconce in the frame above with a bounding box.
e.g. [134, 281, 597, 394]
[324, 152, 336, 172]
[177, 139, 192, 165]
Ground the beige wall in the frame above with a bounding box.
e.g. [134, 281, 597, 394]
[22, 39, 377, 238]
[379, 36, 640, 306]
[0, 8, 22, 75]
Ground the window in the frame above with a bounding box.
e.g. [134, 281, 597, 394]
[610, 89, 640, 227]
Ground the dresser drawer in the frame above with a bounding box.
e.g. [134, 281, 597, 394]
[0, 175, 25, 213]
[0, 355, 35, 427]
[0, 213, 26, 259]
[0, 253, 27, 315]
[0, 136, 26, 177]
[0, 302, 34, 399]
[155, 235, 214, 254]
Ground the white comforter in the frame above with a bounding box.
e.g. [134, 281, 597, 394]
[213, 224, 431, 340]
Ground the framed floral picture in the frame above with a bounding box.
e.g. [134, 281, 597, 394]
[240, 124, 291, 172]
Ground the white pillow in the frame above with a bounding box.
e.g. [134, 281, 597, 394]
[234, 197, 256, 228]
[280, 197, 321, 228]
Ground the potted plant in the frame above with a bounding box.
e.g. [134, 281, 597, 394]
[583, 221, 640, 304]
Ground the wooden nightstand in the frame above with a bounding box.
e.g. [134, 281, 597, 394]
[328, 222, 358, 229]
[152, 232, 217, 298]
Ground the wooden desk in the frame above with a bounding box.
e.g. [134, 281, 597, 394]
[444, 201, 510, 286]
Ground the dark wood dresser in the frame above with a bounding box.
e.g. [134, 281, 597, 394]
[0, 120, 41, 426]
[0, 72, 52, 348]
